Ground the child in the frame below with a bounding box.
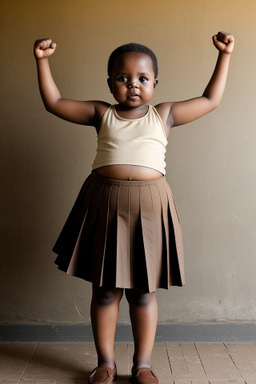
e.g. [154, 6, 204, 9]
[34, 32, 234, 384]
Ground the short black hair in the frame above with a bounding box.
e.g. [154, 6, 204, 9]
[107, 43, 158, 79]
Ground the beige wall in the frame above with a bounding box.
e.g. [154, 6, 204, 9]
[1, 0, 256, 325]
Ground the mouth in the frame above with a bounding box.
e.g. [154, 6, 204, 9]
[127, 93, 140, 100]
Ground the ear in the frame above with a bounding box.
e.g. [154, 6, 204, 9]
[154, 79, 158, 90]
[107, 78, 112, 93]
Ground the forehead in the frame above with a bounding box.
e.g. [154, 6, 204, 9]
[112, 52, 154, 74]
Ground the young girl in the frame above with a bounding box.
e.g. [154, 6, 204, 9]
[34, 32, 234, 384]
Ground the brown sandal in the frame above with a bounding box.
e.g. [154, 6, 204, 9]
[88, 364, 117, 384]
[131, 366, 159, 384]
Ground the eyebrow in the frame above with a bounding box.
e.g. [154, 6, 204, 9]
[114, 71, 151, 77]
[138, 72, 151, 76]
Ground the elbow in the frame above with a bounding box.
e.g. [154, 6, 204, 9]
[44, 103, 54, 115]
[204, 96, 222, 112]
[44, 103, 54, 113]
[43, 99, 59, 115]
[211, 100, 221, 110]
[41, 96, 54, 113]
[203, 92, 224, 111]
[44, 102, 50, 112]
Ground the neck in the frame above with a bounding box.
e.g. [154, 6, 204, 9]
[115, 104, 149, 119]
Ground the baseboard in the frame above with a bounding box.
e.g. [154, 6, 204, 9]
[1, 323, 256, 342]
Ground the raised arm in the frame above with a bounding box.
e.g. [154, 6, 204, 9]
[34, 38, 108, 128]
[157, 32, 234, 133]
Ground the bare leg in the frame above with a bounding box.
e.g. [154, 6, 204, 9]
[90, 285, 123, 368]
[125, 289, 158, 368]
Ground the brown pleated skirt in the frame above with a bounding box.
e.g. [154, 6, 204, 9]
[53, 171, 184, 292]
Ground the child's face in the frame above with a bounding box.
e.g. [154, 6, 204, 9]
[108, 52, 157, 108]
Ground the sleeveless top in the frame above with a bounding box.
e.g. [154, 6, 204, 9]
[92, 105, 168, 175]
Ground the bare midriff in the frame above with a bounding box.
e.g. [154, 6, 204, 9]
[95, 165, 163, 180]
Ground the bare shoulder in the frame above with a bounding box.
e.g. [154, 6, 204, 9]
[86, 100, 110, 119]
[154, 102, 174, 136]
[88, 101, 110, 131]
[94, 100, 111, 116]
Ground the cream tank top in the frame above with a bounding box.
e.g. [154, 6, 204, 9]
[92, 105, 168, 175]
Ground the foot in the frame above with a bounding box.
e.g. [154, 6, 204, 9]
[88, 364, 117, 384]
[131, 366, 159, 384]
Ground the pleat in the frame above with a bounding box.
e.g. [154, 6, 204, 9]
[53, 175, 92, 257]
[66, 214, 88, 276]
[150, 183, 166, 288]
[101, 184, 118, 286]
[166, 186, 184, 285]
[139, 184, 155, 292]
[158, 180, 184, 286]
[54, 177, 104, 278]
[156, 181, 171, 287]
[53, 175, 95, 271]
[90, 183, 112, 284]
[116, 185, 131, 287]
[128, 185, 147, 288]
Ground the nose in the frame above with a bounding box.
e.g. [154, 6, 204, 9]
[128, 80, 139, 88]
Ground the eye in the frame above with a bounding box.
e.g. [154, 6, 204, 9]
[139, 76, 148, 83]
[117, 76, 127, 82]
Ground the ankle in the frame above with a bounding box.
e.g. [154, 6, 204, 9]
[98, 359, 116, 370]
[133, 359, 151, 369]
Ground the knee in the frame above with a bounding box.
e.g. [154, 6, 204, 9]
[125, 289, 156, 307]
[92, 286, 123, 306]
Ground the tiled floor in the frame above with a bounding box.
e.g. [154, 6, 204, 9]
[0, 342, 256, 383]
